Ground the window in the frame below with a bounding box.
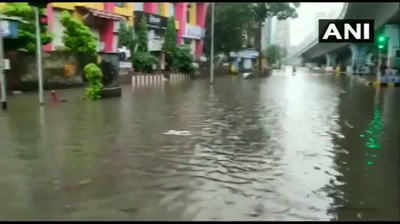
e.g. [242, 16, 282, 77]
[134, 2, 143, 11]
[154, 29, 164, 40]
[169, 3, 174, 17]
[116, 2, 125, 8]
[187, 4, 191, 23]
[184, 38, 191, 45]
[53, 10, 65, 49]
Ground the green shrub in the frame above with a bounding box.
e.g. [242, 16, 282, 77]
[84, 63, 103, 100]
[132, 51, 159, 73]
[170, 45, 195, 73]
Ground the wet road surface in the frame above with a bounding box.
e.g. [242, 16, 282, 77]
[0, 67, 399, 220]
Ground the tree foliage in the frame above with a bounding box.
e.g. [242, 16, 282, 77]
[163, 17, 177, 54]
[204, 3, 299, 56]
[1, 3, 52, 53]
[60, 11, 98, 60]
[118, 21, 134, 49]
[204, 3, 252, 55]
[132, 51, 159, 73]
[84, 63, 103, 100]
[170, 45, 195, 73]
[264, 44, 286, 66]
[136, 16, 148, 52]
[163, 17, 181, 71]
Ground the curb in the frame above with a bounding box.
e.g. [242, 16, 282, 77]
[366, 80, 400, 88]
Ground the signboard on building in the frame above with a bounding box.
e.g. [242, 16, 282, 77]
[231, 49, 259, 59]
[184, 24, 205, 40]
[148, 38, 163, 52]
[134, 11, 167, 30]
[0, 20, 18, 38]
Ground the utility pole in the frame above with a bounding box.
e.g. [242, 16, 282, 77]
[210, 2, 215, 85]
[377, 49, 381, 84]
[34, 6, 44, 105]
[0, 26, 6, 110]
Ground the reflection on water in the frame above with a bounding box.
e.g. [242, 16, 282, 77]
[0, 68, 399, 220]
[360, 105, 383, 166]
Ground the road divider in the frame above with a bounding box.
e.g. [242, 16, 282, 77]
[131, 72, 191, 89]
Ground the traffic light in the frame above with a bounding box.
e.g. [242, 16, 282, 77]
[376, 34, 388, 51]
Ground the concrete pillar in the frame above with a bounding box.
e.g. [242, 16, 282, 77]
[385, 24, 400, 68]
[175, 3, 188, 45]
[43, 4, 54, 52]
[325, 53, 337, 67]
[100, 20, 114, 53]
[143, 3, 158, 14]
[104, 2, 115, 12]
[195, 3, 208, 60]
[350, 43, 370, 74]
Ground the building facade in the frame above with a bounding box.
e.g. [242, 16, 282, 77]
[0, 3, 209, 60]
[44, 2, 133, 53]
[134, 3, 208, 61]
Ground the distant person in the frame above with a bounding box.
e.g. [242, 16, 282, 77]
[292, 66, 296, 75]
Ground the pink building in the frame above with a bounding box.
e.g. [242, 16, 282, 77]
[140, 2, 208, 61]
[44, 3, 209, 60]
[43, 3, 132, 53]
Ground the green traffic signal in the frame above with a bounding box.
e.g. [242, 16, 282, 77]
[376, 33, 388, 50]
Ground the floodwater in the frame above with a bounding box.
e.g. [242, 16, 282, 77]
[0, 67, 399, 220]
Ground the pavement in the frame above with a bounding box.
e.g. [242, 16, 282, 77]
[310, 67, 400, 87]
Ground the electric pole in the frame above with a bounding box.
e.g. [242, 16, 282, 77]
[210, 2, 215, 85]
[34, 7, 44, 105]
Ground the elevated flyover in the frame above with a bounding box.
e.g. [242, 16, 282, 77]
[289, 2, 400, 70]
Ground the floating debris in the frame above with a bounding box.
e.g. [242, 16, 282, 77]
[78, 178, 92, 185]
[162, 130, 192, 136]
[344, 120, 354, 128]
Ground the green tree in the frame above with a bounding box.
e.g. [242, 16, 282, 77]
[264, 44, 285, 67]
[204, 3, 299, 70]
[118, 21, 134, 49]
[60, 11, 98, 61]
[250, 3, 299, 72]
[171, 45, 195, 73]
[163, 16, 177, 71]
[136, 15, 148, 52]
[1, 3, 52, 53]
[163, 17, 177, 53]
[204, 3, 253, 56]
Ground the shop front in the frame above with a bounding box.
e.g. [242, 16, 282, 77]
[134, 11, 167, 52]
[182, 23, 205, 60]
[134, 11, 168, 69]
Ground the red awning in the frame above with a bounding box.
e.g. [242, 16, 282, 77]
[77, 6, 125, 21]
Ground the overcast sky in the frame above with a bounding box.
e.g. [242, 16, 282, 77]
[289, 2, 345, 46]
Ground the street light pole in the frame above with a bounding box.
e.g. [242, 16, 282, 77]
[377, 48, 381, 85]
[34, 6, 44, 105]
[210, 2, 215, 85]
[0, 30, 6, 110]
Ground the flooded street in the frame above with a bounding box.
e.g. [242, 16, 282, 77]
[0, 68, 399, 220]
